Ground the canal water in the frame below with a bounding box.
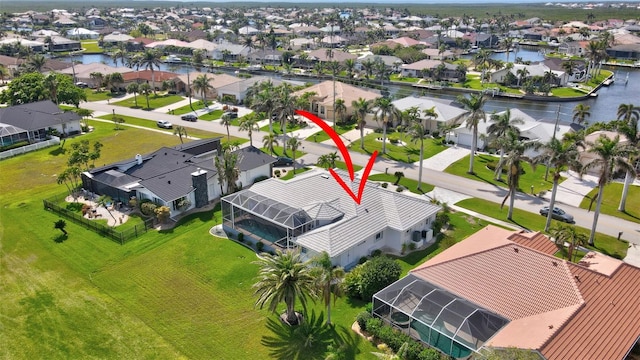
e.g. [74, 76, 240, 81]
[75, 50, 639, 125]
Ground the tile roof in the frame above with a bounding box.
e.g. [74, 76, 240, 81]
[292, 80, 380, 108]
[410, 225, 640, 360]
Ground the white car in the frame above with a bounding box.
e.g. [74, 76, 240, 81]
[156, 120, 173, 129]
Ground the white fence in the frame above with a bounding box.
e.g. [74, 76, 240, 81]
[0, 136, 61, 160]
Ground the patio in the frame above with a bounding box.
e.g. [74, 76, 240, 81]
[65, 194, 131, 227]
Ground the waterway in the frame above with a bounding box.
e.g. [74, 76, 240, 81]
[74, 50, 639, 125]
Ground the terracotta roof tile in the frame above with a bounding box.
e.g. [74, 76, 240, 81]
[509, 231, 558, 255]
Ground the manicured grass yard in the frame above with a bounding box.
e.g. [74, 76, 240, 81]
[368, 173, 435, 195]
[445, 154, 558, 195]
[580, 183, 640, 224]
[113, 94, 183, 110]
[306, 123, 355, 143]
[80, 40, 103, 53]
[171, 100, 206, 115]
[350, 131, 448, 163]
[260, 145, 306, 159]
[260, 121, 305, 135]
[551, 87, 587, 97]
[279, 167, 311, 180]
[83, 89, 116, 102]
[0, 122, 378, 359]
[457, 198, 628, 260]
[198, 109, 224, 121]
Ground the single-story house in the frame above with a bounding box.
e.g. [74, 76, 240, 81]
[401, 60, 461, 82]
[356, 54, 404, 72]
[557, 40, 587, 57]
[606, 43, 640, 60]
[66, 27, 99, 39]
[291, 80, 381, 121]
[222, 169, 441, 268]
[447, 108, 572, 154]
[39, 35, 81, 52]
[121, 70, 180, 91]
[392, 96, 467, 132]
[102, 32, 134, 45]
[211, 43, 251, 61]
[490, 63, 567, 87]
[307, 48, 358, 63]
[0, 38, 44, 52]
[373, 225, 640, 359]
[580, 131, 639, 175]
[288, 37, 315, 51]
[58, 63, 133, 86]
[82, 139, 276, 219]
[421, 48, 455, 60]
[0, 100, 82, 145]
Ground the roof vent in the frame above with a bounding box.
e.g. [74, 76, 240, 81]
[552, 261, 558, 267]
[548, 325, 553, 329]
[165, 152, 167, 155]
[168, 180, 171, 184]
[513, 248, 519, 253]
[320, 174, 330, 179]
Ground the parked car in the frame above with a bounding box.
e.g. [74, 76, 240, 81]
[273, 156, 294, 166]
[181, 114, 197, 122]
[75, 81, 88, 88]
[222, 111, 238, 119]
[539, 206, 574, 223]
[156, 120, 173, 129]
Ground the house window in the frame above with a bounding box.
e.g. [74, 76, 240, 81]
[375, 231, 383, 242]
[301, 247, 307, 254]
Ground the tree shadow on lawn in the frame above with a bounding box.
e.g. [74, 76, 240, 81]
[261, 310, 361, 360]
[53, 233, 68, 243]
[49, 147, 67, 156]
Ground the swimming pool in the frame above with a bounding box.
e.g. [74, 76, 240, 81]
[235, 218, 287, 243]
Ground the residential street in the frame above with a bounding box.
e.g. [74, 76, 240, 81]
[82, 100, 640, 244]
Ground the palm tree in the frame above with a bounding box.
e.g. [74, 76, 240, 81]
[361, 58, 375, 80]
[220, 114, 233, 142]
[535, 138, 581, 231]
[373, 98, 399, 155]
[501, 37, 514, 63]
[214, 147, 240, 194]
[317, 151, 340, 169]
[26, 54, 47, 72]
[572, 103, 591, 125]
[616, 117, 639, 211]
[516, 67, 529, 87]
[192, 74, 214, 107]
[262, 133, 278, 155]
[251, 83, 276, 133]
[44, 73, 59, 105]
[140, 49, 162, 95]
[617, 103, 640, 122]
[287, 137, 300, 170]
[406, 107, 432, 191]
[457, 94, 487, 174]
[239, 113, 260, 146]
[126, 83, 140, 108]
[173, 126, 188, 144]
[139, 83, 152, 109]
[582, 135, 636, 245]
[90, 72, 104, 91]
[352, 98, 373, 150]
[311, 252, 345, 325]
[550, 224, 588, 263]
[344, 58, 356, 78]
[472, 49, 491, 83]
[487, 109, 524, 181]
[96, 194, 117, 224]
[334, 98, 346, 125]
[498, 130, 538, 220]
[253, 250, 316, 326]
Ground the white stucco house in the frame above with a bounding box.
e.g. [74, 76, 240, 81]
[222, 169, 441, 268]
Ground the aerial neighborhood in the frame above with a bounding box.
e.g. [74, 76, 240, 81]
[1, 2, 640, 359]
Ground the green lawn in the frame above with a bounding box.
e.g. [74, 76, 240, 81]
[350, 131, 448, 163]
[445, 154, 558, 195]
[306, 123, 355, 143]
[457, 198, 628, 260]
[113, 94, 184, 110]
[171, 100, 207, 115]
[80, 40, 103, 53]
[83, 89, 115, 102]
[279, 167, 311, 180]
[198, 109, 224, 121]
[94, 115, 242, 143]
[580, 183, 640, 224]
[261, 145, 306, 159]
[393, 210, 492, 275]
[551, 87, 588, 97]
[260, 121, 305, 135]
[368, 173, 435, 195]
[0, 121, 377, 359]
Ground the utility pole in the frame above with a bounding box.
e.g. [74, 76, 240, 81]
[544, 104, 561, 181]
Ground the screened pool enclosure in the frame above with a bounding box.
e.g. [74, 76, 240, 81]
[222, 190, 315, 248]
[373, 274, 509, 358]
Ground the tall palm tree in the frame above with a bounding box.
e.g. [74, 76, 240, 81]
[273, 84, 297, 145]
[251, 82, 276, 133]
[352, 98, 373, 150]
[498, 130, 538, 220]
[239, 113, 260, 146]
[139, 83, 152, 109]
[126, 83, 140, 108]
[472, 49, 491, 83]
[501, 37, 514, 63]
[406, 106, 430, 191]
[572, 103, 591, 125]
[140, 49, 162, 95]
[457, 94, 487, 174]
[90, 72, 104, 91]
[550, 223, 588, 263]
[220, 114, 233, 142]
[173, 126, 188, 144]
[214, 147, 240, 194]
[44, 73, 59, 105]
[373, 97, 399, 155]
[617, 103, 640, 122]
[262, 133, 278, 156]
[344, 58, 356, 78]
[253, 250, 316, 326]
[334, 98, 346, 125]
[516, 67, 529, 87]
[311, 252, 345, 325]
[616, 117, 639, 211]
[287, 137, 300, 170]
[192, 74, 214, 107]
[26, 54, 47, 72]
[582, 135, 636, 245]
[487, 109, 524, 181]
[535, 138, 581, 232]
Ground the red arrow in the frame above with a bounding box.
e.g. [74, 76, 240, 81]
[295, 110, 378, 205]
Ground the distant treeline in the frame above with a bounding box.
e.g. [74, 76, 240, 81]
[4, 1, 640, 23]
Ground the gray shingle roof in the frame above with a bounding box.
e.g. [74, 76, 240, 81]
[233, 146, 276, 171]
[0, 100, 80, 131]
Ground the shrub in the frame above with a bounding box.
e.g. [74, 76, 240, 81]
[255, 241, 265, 252]
[417, 348, 441, 360]
[440, 236, 457, 250]
[274, 169, 281, 177]
[408, 242, 417, 251]
[395, 186, 404, 192]
[365, 302, 373, 313]
[431, 130, 440, 138]
[237, 232, 244, 242]
[358, 256, 368, 264]
[374, 128, 384, 133]
[356, 311, 373, 331]
[154, 206, 171, 223]
[381, 182, 388, 188]
[364, 317, 383, 336]
[66, 202, 83, 212]
[141, 202, 157, 216]
[371, 249, 382, 257]
[344, 264, 364, 298]
[254, 175, 269, 182]
[0, 140, 29, 151]
[359, 256, 402, 300]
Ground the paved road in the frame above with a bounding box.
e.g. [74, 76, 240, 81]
[82, 101, 640, 244]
